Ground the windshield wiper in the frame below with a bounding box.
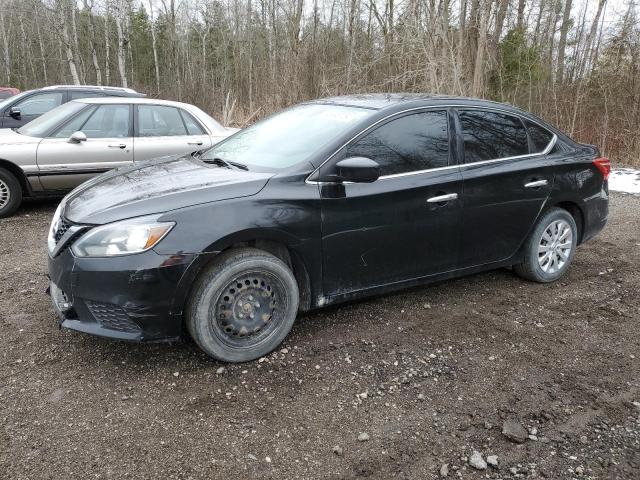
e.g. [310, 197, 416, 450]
[202, 157, 248, 171]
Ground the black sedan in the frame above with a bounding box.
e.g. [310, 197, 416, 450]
[47, 94, 610, 362]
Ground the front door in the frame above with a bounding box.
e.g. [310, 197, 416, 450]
[318, 110, 463, 296]
[455, 108, 556, 267]
[133, 104, 212, 162]
[37, 104, 134, 190]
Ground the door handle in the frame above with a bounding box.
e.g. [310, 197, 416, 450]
[524, 179, 549, 188]
[187, 141, 203, 146]
[427, 193, 458, 203]
[108, 143, 127, 149]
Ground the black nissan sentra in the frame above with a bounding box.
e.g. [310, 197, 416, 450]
[47, 94, 610, 362]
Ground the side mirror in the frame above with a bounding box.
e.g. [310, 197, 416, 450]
[335, 157, 380, 183]
[68, 131, 87, 144]
[8, 106, 20, 119]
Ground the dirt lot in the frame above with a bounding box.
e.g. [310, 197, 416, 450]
[0, 194, 639, 480]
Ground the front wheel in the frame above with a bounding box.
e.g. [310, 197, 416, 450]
[514, 208, 578, 283]
[0, 168, 22, 218]
[186, 248, 299, 362]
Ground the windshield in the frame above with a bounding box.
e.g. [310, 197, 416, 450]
[201, 104, 372, 169]
[17, 101, 88, 137]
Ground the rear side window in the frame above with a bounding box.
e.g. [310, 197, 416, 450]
[345, 110, 450, 176]
[138, 105, 188, 137]
[70, 91, 105, 100]
[180, 110, 205, 135]
[525, 120, 554, 153]
[458, 110, 528, 163]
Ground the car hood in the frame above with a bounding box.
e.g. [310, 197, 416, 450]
[63, 155, 273, 224]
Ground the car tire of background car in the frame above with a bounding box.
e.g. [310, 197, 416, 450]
[0, 167, 22, 219]
[514, 207, 578, 283]
[186, 247, 299, 362]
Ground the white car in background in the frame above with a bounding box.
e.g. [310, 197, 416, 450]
[0, 97, 237, 217]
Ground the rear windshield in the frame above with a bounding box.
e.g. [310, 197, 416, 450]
[201, 104, 372, 169]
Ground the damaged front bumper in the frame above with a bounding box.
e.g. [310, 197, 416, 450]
[48, 247, 201, 342]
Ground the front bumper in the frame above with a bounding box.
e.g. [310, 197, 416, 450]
[48, 247, 200, 342]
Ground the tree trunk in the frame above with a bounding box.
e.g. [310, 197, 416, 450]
[0, 2, 10, 84]
[33, 2, 48, 84]
[85, 0, 102, 85]
[517, 0, 526, 31]
[115, 1, 128, 88]
[148, 0, 160, 94]
[556, 0, 572, 84]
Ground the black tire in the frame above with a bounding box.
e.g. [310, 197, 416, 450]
[0, 167, 22, 219]
[514, 207, 578, 283]
[186, 247, 299, 362]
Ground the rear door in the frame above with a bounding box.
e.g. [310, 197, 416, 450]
[133, 105, 212, 162]
[36, 104, 134, 190]
[319, 109, 463, 295]
[456, 108, 556, 267]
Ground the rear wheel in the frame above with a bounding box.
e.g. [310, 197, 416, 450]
[514, 208, 578, 283]
[186, 248, 299, 362]
[0, 167, 22, 218]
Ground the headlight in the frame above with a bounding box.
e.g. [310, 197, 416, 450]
[47, 203, 64, 253]
[71, 216, 174, 257]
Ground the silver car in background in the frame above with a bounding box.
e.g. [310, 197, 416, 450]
[0, 97, 236, 217]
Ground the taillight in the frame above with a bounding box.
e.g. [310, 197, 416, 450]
[593, 157, 611, 180]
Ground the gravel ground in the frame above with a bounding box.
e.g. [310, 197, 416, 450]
[1, 194, 639, 480]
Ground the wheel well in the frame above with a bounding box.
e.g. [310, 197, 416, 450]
[0, 159, 30, 197]
[215, 240, 312, 312]
[553, 201, 584, 244]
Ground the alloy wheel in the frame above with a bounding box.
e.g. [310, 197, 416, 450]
[0, 178, 10, 209]
[537, 219, 573, 274]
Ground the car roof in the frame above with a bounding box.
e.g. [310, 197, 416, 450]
[42, 84, 140, 94]
[309, 93, 521, 113]
[77, 97, 196, 107]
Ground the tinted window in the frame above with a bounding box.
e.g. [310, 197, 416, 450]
[138, 105, 188, 136]
[80, 104, 130, 138]
[459, 110, 528, 163]
[15, 92, 64, 116]
[180, 110, 205, 135]
[202, 104, 371, 169]
[70, 91, 105, 100]
[53, 106, 97, 138]
[525, 120, 554, 153]
[345, 111, 449, 176]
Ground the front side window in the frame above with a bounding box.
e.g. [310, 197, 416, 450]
[53, 106, 97, 138]
[138, 105, 188, 137]
[15, 92, 64, 116]
[525, 120, 554, 153]
[78, 104, 130, 138]
[345, 111, 450, 176]
[459, 110, 528, 163]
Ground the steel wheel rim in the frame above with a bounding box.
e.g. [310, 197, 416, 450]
[537, 219, 573, 274]
[209, 269, 288, 348]
[0, 178, 9, 208]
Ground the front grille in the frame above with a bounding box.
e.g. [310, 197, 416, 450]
[54, 217, 72, 243]
[85, 300, 142, 334]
